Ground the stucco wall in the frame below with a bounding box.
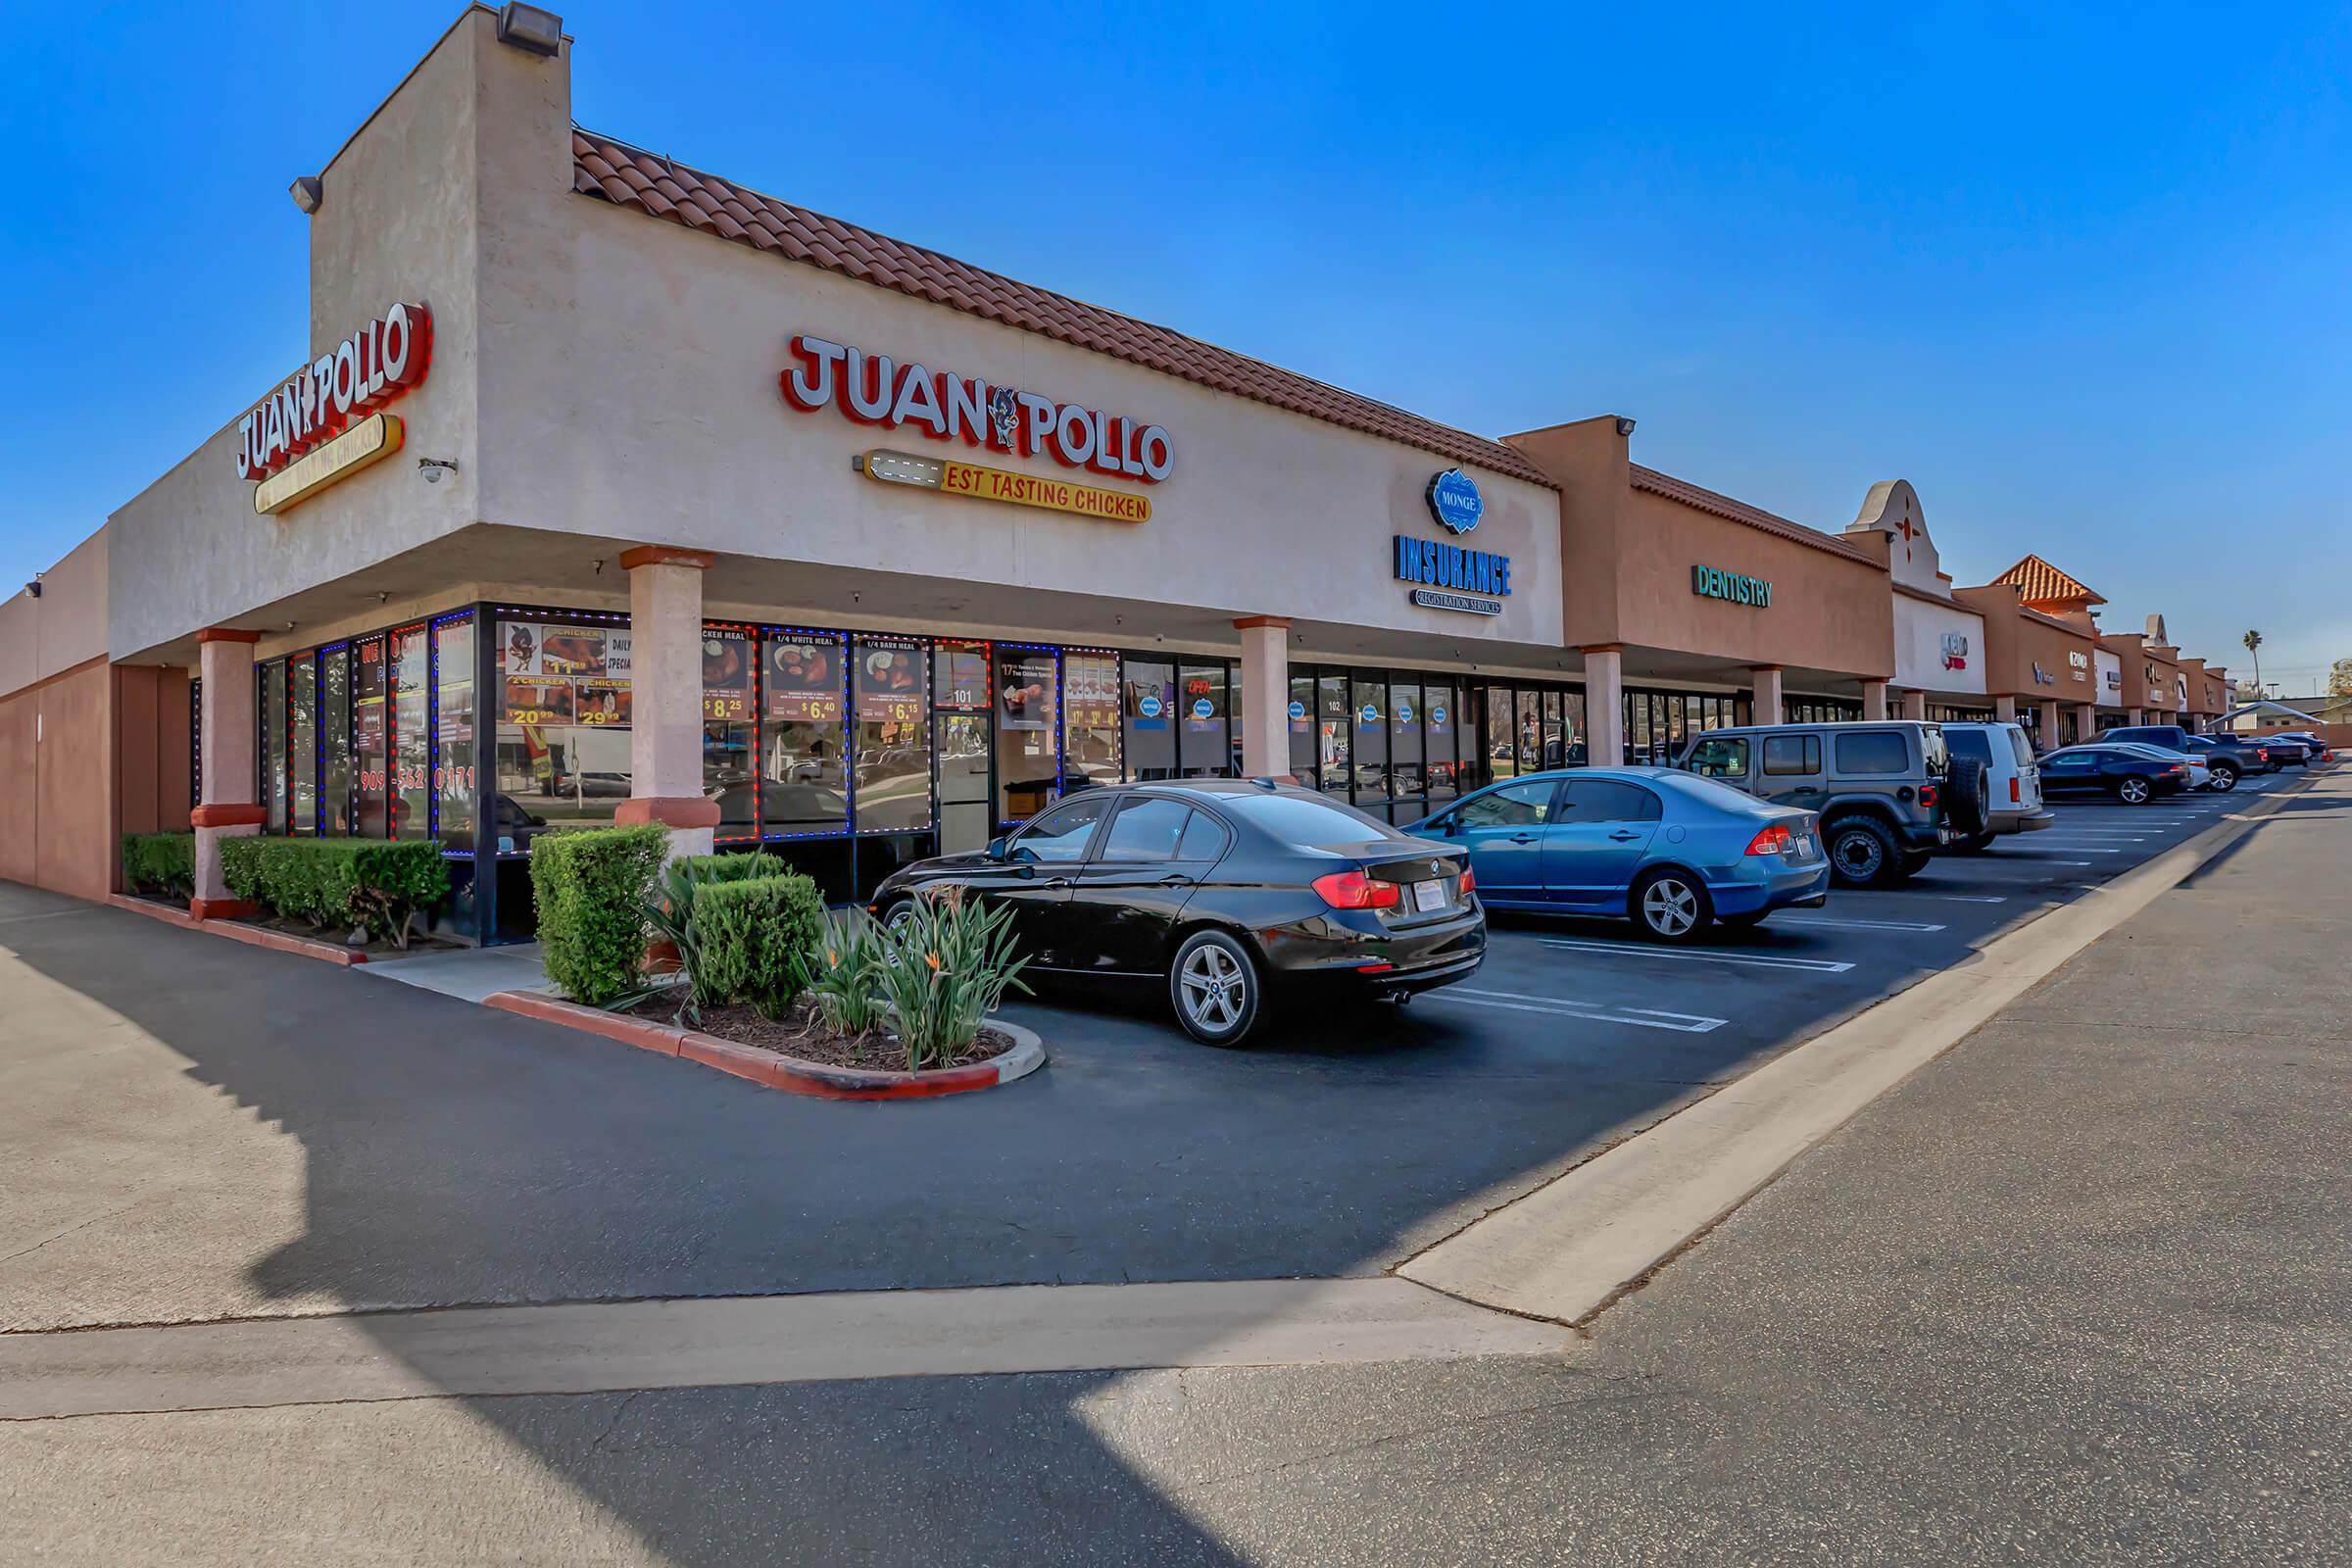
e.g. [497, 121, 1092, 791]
[0, 529, 109, 701]
[1892, 591, 1987, 695]
[2095, 646, 2124, 706]
[472, 180, 1561, 648]
[0, 659, 118, 900]
[104, 11, 492, 661]
[1956, 588, 2098, 701]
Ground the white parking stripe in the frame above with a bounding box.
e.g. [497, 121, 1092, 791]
[1893, 894, 2009, 903]
[2019, 846, 2124, 854]
[1439, 990, 1728, 1034]
[1774, 915, 1947, 933]
[1540, 938, 1856, 973]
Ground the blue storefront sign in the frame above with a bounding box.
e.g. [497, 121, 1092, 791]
[1287, 700, 1306, 721]
[1191, 697, 1214, 719]
[1138, 694, 1164, 725]
[1425, 468, 1484, 535]
[1396, 534, 1510, 614]
[1358, 703, 1379, 725]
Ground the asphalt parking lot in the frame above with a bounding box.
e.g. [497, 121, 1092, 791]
[0, 770, 2310, 1332]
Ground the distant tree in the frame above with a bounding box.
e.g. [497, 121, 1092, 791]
[2330, 657, 2352, 698]
[2242, 629, 2264, 693]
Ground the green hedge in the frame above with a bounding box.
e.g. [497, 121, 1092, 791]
[694, 873, 826, 1020]
[531, 823, 669, 1004]
[185, 837, 449, 945]
[122, 833, 195, 900]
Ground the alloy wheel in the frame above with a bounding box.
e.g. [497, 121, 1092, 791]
[1642, 877, 1699, 938]
[2121, 777, 2151, 804]
[1179, 943, 1248, 1033]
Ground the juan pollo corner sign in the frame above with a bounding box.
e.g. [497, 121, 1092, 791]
[235, 301, 432, 514]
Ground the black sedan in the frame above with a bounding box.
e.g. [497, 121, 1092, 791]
[2036, 746, 2191, 804]
[867, 780, 1484, 1045]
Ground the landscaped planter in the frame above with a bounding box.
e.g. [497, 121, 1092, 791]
[480, 989, 1045, 1101]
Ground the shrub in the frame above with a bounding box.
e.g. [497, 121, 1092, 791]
[643, 851, 790, 1017]
[262, 842, 361, 929]
[122, 833, 195, 900]
[875, 891, 1030, 1071]
[349, 842, 452, 948]
[803, 906, 891, 1041]
[220, 837, 270, 904]
[530, 823, 668, 1004]
[693, 873, 825, 1020]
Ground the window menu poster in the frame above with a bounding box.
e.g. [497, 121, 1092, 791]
[1064, 655, 1119, 732]
[999, 652, 1056, 732]
[856, 642, 925, 724]
[764, 633, 842, 723]
[702, 627, 753, 722]
[573, 680, 632, 727]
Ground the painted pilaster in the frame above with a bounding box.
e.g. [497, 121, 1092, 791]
[616, 545, 719, 858]
[2037, 699, 2061, 752]
[1861, 680, 1889, 721]
[1233, 616, 1294, 781]
[1900, 689, 1928, 721]
[2075, 703, 2096, 740]
[1582, 646, 1624, 765]
[1994, 695, 2019, 722]
[1750, 665, 1784, 725]
[191, 628, 264, 919]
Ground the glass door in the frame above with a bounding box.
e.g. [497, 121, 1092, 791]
[934, 638, 993, 856]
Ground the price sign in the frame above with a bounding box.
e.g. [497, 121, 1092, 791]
[767, 634, 844, 723]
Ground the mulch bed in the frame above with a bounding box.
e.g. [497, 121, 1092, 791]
[618, 993, 1016, 1074]
[124, 894, 468, 958]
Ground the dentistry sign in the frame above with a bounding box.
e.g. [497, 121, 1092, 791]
[782, 334, 1173, 484]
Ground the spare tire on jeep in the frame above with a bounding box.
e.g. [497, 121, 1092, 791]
[1825, 814, 1904, 889]
[1943, 758, 1990, 839]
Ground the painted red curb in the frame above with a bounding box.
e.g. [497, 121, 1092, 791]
[479, 990, 1036, 1101]
[107, 894, 369, 966]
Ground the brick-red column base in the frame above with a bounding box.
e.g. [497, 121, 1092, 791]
[189, 898, 261, 922]
[615, 796, 722, 829]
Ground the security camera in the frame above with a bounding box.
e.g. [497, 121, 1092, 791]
[417, 458, 459, 484]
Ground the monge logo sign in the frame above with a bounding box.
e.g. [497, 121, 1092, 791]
[1426, 468, 1484, 535]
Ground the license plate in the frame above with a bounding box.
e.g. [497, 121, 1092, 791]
[1412, 879, 1447, 913]
[1792, 833, 1815, 858]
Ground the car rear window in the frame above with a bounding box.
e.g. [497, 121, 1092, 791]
[2005, 728, 2035, 767]
[1221, 793, 1407, 852]
[1835, 730, 1912, 775]
[1763, 734, 1820, 775]
[1944, 730, 1990, 763]
[1557, 780, 1662, 824]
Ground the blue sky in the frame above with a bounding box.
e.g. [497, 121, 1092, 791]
[5, 1, 2347, 689]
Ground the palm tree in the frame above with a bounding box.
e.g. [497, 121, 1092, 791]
[2242, 629, 2263, 694]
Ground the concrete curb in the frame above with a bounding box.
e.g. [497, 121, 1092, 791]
[1397, 769, 2325, 1327]
[481, 990, 1045, 1101]
[106, 894, 369, 966]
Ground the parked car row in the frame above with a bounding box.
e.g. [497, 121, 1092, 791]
[863, 717, 2321, 1047]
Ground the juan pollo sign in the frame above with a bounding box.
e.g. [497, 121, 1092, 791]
[236, 302, 432, 481]
[780, 333, 1173, 484]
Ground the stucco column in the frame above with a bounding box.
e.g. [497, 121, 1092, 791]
[2037, 699, 2061, 751]
[1861, 680, 1888, 721]
[1749, 665, 1784, 726]
[190, 628, 265, 919]
[2075, 703, 2095, 740]
[1900, 689, 1928, 721]
[1582, 646, 1624, 765]
[1994, 695, 2018, 722]
[1233, 616, 1294, 782]
[2128, 708, 2144, 725]
[615, 546, 719, 858]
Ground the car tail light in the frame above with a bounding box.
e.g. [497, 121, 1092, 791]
[1457, 866, 1476, 896]
[1744, 823, 1794, 857]
[1918, 783, 1939, 809]
[1312, 869, 1400, 910]
[2009, 777, 2021, 803]
[2165, 763, 2184, 775]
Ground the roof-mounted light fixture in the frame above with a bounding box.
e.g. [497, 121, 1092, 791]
[289, 176, 323, 215]
[496, 3, 564, 55]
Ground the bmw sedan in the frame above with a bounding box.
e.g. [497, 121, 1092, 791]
[1406, 767, 1829, 942]
[868, 781, 1483, 1046]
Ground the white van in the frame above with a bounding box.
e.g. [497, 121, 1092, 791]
[1938, 721, 2055, 853]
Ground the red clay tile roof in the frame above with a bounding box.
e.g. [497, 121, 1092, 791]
[570, 129, 1555, 490]
[1991, 553, 2105, 607]
[1627, 465, 1881, 565]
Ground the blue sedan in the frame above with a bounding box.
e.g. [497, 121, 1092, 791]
[1407, 767, 1830, 941]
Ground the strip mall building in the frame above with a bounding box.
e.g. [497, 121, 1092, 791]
[0, 6, 2239, 943]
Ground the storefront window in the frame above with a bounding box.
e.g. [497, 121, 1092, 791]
[497, 616, 631, 832]
[763, 630, 849, 837]
[288, 655, 317, 835]
[1227, 663, 1246, 775]
[1288, 674, 1316, 785]
[262, 662, 287, 833]
[1317, 673, 1350, 800]
[1178, 662, 1228, 777]
[855, 638, 929, 833]
[1484, 686, 1517, 780]
[1390, 674, 1425, 811]
[321, 647, 352, 835]
[434, 617, 474, 852]
[1123, 659, 1176, 781]
[1352, 681, 1388, 805]
[1426, 679, 1460, 804]
[995, 644, 1059, 822]
[392, 624, 429, 840]
[703, 625, 757, 840]
[355, 637, 389, 837]
[1064, 652, 1121, 790]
